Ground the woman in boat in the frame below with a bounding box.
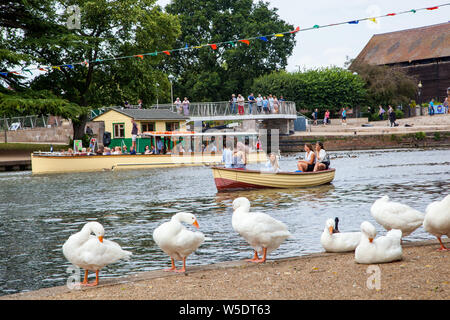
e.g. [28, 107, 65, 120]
[232, 141, 247, 169]
[314, 141, 330, 171]
[262, 152, 280, 173]
[297, 143, 316, 172]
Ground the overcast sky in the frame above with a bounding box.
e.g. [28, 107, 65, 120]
[157, 0, 449, 71]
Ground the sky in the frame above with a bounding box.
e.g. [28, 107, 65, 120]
[157, 0, 450, 71]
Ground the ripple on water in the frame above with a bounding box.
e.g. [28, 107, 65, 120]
[0, 148, 449, 295]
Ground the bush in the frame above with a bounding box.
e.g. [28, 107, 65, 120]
[415, 132, 426, 140]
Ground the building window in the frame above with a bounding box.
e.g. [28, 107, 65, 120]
[166, 122, 180, 131]
[141, 122, 155, 132]
[113, 123, 125, 138]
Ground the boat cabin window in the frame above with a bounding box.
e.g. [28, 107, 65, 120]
[113, 123, 125, 138]
[165, 122, 180, 131]
[141, 122, 155, 132]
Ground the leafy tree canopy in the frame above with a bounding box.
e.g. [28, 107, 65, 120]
[165, 0, 296, 102]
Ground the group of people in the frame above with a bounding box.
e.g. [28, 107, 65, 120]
[377, 105, 399, 127]
[229, 93, 286, 115]
[311, 109, 333, 126]
[222, 140, 249, 169]
[296, 141, 330, 172]
[174, 97, 190, 116]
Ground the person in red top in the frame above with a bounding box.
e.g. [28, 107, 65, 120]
[324, 109, 330, 125]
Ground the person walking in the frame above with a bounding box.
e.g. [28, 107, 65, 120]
[312, 108, 318, 126]
[378, 105, 385, 121]
[429, 98, 435, 116]
[237, 94, 245, 115]
[388, 105, 397, 127]
[341, 107, 347, 125]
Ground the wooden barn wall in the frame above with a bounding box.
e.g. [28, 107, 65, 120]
[397, 60, 450, 103]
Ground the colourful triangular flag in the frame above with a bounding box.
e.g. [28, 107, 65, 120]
[410, 9, 417, 13]
[52, 66, 61, 71]
[290, 26, 300, 33]
[65, 64, 74, 69]
[313, 25, 320, 29]
[163, 51, 171, 56]
[274, 33, 284, 37]
[228, 41, 236, 47]
[239, 39, 250, 45]
[258, 36, 268, 42]
[0, 72, 8, 76]
[193, 46, 203, 49]
[209, 44, 217, 50]
[348, 20, 359, 24]
[387, 13, 396, 16]
[369, 18, 377, 23]
[135, 55, 144, 60]
[426, 6, 438, 10]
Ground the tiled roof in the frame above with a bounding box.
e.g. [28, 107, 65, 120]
[352, 22, 450, 66]
[98, 107, 189, 121]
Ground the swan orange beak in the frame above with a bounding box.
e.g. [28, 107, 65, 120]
[98, 236, 104, 243]
[329, 226, 334, 235]
[369, 238, 373, 243]
[193, 220, 199, 229]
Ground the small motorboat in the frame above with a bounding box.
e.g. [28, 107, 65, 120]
[211, 167, 335, 191]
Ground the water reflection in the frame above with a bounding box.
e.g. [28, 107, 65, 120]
[0, 148, 449, 295]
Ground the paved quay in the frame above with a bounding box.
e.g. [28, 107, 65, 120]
[2, 239, 448, 300]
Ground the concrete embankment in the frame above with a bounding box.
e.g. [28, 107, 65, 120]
[1, 239, 448, 300]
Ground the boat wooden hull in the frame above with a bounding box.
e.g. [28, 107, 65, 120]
[31, 152, 267, 174]
[212, 167, 335, 191]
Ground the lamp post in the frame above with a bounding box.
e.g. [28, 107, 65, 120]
[418, 81, 422, 116]
[156, 82, 159, 108]
[168, 75, 174, 111]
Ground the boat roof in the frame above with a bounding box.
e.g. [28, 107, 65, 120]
[141, 131, 260, 137]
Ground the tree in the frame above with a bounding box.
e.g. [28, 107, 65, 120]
[165, 0, 296, 102]
[251, 67, 367, 116]
[348, 61, 417, 109]
[1, 0, 180, 138]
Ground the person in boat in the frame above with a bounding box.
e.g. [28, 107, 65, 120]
[314, 141, 330, 171]
[122, 145, 128, 154]
[156, 138, 164, 154]
[297, 143, 316, 172]
[131, 118, 139, 152]
[222, 140, 234, 168]
[232, 141, 247, 169]
[262, 152, 280, 173]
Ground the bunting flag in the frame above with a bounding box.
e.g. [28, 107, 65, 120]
[1, 3, 448, 76]
[22, 69, 33, 75]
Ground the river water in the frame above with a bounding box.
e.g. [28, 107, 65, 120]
[0, 148, 449, 296]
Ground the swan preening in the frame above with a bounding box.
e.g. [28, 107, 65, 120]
[62, 221, 132, 286]
[232, 197, 291, 263]
[423, 194, 450, 251]
[153, 212, 205, 272]
[320, 218, 361, 253]
[370, 195, 424, 237]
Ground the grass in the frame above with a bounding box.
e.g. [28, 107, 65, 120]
[0, 143, 70, 152]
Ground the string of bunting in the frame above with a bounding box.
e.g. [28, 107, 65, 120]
[1, 3, 449, 77]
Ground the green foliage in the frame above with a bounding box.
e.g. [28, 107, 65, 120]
[433, 132, 441, 141]
[415, 132, 426, 140]
[251, 67, 367, 115]
[165, 0, 296, 101]
[349, 62, 417, 108]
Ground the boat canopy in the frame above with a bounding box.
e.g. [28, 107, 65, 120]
[140, 131, 260, 137]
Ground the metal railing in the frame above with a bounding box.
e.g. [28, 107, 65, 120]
[152, 101, 297, 117]
[0, 115, 60, 131]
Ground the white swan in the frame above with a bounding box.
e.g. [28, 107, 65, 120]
[153, 212, 205, 273]
[320, 217, 361, 252]
[232, 197, 291, 263]
[355, 221, 402, 264]
[370, 195, 424, 237]
[62, 221, 132, 286]
[423, 194, 450, 251]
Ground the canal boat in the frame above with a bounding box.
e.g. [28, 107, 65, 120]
[31, 131, 267, 174]
[212, 167, 335, 191]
